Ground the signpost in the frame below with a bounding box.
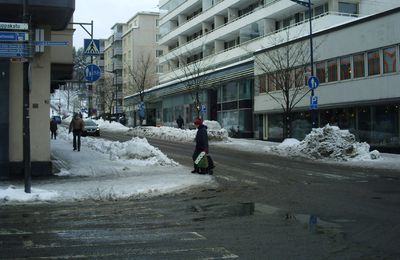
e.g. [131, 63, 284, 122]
[0, 31, 29, 41]
[83, 39, 100, 55]
[0, 43, 30, 58]
[0, 22, 28, 30]
[34, 41, 69, 46]
[84, 64, 101, 82]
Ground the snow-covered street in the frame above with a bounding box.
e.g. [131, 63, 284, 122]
[1, 120, 399, 204]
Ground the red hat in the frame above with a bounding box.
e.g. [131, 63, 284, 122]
[194, 118, 203, 125]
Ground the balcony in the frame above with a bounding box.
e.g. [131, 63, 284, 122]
[113, 47, 123, 56]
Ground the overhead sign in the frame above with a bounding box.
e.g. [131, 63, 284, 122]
[0, 43, 30, 58]
[308, 76, 320, 90]
[34, 41, 69, 46]
[0, 31, 29, 42]
[310, 96, 318, 110]
[0, 22, 28, 31]
[84, 64, 101, 82]
[83, 39, 100, 55]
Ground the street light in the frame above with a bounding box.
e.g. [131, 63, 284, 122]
[289, 0, 317, 128]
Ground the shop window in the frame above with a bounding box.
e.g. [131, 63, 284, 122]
[356, 107, 371, 142]
[353, 53, 365, 78]
[367, 50, 380, 76]
[327, 59, 338, 82]
[239, 79, 253, 99]
[268, 114, 283, 140]
[340, 56, 351, 80]
[372, 105, 399, 145]
[239, 109, 253, 132]
[222, 82, 237, 102]
[316, 61, 326, 83]
[383, 46, 397, 74]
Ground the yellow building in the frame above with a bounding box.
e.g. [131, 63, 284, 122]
[0, 1, 75, 178]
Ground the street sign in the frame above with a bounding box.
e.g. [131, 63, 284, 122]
[0, 22, 28, 31]
[308, 76, 319, 90]
[84, 39, 100, 55]
[310, 95, 318, 110]
[0, 31, 29, 42]
[34, 41, 69, 46]
[138, 102, 145, 118]
[0, 43, 30, 58]
[84, 64, 101, 82]
[201, 104, 207, 113]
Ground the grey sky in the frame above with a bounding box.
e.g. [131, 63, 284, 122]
[73, 0, 159, 49]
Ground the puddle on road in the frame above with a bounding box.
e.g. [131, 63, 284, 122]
[190, 202, 344, 235]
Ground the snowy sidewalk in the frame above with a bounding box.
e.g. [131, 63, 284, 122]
[0, 128, 215, 204]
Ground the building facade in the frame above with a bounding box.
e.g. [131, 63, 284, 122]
[0, 0, 75, 178]
[254, 7, 400, 152]
[124, 0, 399, 136]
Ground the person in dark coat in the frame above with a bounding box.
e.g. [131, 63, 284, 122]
[69, 113, 85, 151]
[176, 115, 184, 129]
[50, 118, 58, 140]
[191, 117, 214, 174]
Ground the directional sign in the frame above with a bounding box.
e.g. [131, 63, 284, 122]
[0, 43, 30, 58]
[0, 31, 29, 42]
[310, 95, 318, 110]
[84, 64, 101, 82]
[84, 39, 100, 55]
[34, 41, 69, 46]
[308, 76, 320, 90]
[0, 22, 28, 31]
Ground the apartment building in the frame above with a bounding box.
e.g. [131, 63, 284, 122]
[124, 0, 399, 136]
[0, 0, 75, 178]
[254, 6, 400, 151]
[122, 12, 159, 126]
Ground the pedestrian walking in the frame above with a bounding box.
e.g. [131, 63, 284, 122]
[176, 115, 184, 129]
[191, 117, 214, 174]
[69, 113, 85, 151]
[50, 118, 58, 140]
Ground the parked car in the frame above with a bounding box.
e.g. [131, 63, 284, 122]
[51, 115, 62, 124]
[82, 119, 100, 137]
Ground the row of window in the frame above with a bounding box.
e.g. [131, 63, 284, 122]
[316, 45, 398, 84]
[258, 44, 399, 93]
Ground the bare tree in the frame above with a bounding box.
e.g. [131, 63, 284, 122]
[169, 45, 215, 118]
[254, 32, 314, 138]
[97, 74, 115, 119]
[125, 52, 157, 125]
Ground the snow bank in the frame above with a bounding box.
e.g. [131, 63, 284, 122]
[93, 118, 129, 132]
[127, 120, 229, 142]
[272, 124, 380, 161]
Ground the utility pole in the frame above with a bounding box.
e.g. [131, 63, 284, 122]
[22, 0, 31, 193]
[290, 0, 317, 128]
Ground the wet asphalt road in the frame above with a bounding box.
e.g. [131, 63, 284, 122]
[1, 131, 400, 259]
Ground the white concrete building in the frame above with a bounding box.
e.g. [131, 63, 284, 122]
[254, 6, 400, 152]
[125, 0, 399, 137]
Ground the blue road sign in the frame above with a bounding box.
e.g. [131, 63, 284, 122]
[201, 104, 207, 113]
[0, 31, 28, 42]
[0, 43, 30, 58]
[310, 95, 318, 110]
[84, 39, 100, 55]
[34, 41, 69, 46]
[308, 76, 320, 90]
[138, 102, 145, 118]
[84, 64, 101, 82]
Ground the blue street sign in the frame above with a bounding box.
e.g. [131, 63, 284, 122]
[34, 41, 69, 46]
[201, 104, 207, 113]
[0, 43, 30, 58]
[0, 31, 29, 42]
[138, 102, 145, 118]
[308, 76, 320, 90]
[84, 39, 100, 55]
[310, 95, 318, 110]
[84, 64, 101, 82]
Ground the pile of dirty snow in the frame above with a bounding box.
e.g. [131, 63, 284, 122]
[272, 124, 380, 161]
[127, 120, 229, 142]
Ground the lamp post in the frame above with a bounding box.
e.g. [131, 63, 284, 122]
[290, 0, 317, 128]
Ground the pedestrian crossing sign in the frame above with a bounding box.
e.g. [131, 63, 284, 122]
[83, 39, 100, 55]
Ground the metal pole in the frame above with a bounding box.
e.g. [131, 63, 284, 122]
[308, 0, 317, 128]
[22, 0, 31, 193]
